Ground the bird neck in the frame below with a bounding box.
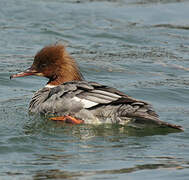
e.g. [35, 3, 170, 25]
[47, 59, 84, 86]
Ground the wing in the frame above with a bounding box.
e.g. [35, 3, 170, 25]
[31, 81, 156, 117]
[29, 87, 50, 113]
[29, 81, 183, 130]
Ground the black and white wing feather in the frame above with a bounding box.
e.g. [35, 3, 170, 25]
[29, 80, 155, 115]
[29, 81, 182, 130]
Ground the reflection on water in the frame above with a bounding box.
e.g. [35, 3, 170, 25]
[32, 162, 187, 180]
[23, 115, 182, 140]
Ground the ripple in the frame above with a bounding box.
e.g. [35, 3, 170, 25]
[153, 24, 189, 30]
[31, 161, 189, 179]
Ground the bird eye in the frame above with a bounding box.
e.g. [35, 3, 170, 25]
[40, 64, 46, 68]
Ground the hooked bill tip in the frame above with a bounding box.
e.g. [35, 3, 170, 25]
[9, 70, 36, 80]
[10, 74, 14, 80]
[10, 73, 20, 79]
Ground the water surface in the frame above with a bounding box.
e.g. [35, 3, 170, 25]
[0, 0, 189, 179]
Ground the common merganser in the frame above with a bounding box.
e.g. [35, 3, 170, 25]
[10, 44, 182, 130]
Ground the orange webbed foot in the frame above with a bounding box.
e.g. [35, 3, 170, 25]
[50, 115, 84, 124]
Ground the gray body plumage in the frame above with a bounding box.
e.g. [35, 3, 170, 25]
[29, 81, 181, 129]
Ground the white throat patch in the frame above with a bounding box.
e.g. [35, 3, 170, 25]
[45, 84, 57, 88]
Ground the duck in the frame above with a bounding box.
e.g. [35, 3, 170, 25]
[10, 44, 182, 130]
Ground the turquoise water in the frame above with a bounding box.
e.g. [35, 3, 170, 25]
[0, 0, 189, 179]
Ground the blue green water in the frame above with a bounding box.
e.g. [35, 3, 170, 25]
[0, 0, 189, 179]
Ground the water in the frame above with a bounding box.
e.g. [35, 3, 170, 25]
[0, 0, 189, 179]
